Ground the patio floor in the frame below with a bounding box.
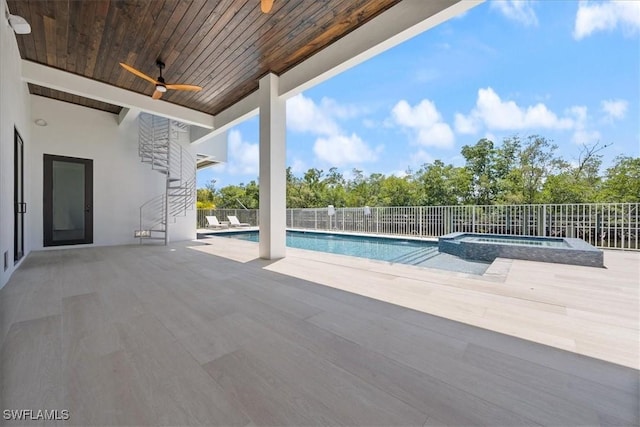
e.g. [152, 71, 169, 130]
[1, 239, 638, 426]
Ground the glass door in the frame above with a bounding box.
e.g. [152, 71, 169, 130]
[14, 128, 25, 262]
[43, 155, 93, 246]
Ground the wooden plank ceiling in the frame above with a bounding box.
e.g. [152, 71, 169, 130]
[28, 84, 123, 114]
[8, 0, 401, 116]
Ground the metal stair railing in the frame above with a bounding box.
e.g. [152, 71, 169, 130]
[138, 194, 166, 243]
[136, 113, 196, 245]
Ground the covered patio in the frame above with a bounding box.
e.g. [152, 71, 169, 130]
[1, 239, 638, 426]
[1, 0, 638, 425]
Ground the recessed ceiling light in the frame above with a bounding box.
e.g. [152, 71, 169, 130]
[34, 118, 47, 126]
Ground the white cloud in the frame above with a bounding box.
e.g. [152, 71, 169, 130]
[318, 97, 364, 120]
[391, 99, 455, 148]
[568, 106, 601, 144]
[287, 94, 340, 136]
[455, 88, 605, 145]
[362, 118, 377, 129]
[313, 133, 381, 166]
[414, 68, 440, 84]
[289, 158, 307, 174]
[572, 129, 601, 145]
[491, 0, 538, 27]
[456, 87, 574, 132]
[454, 113, 479, 134]
[601, 99, 628, 121]
[412, 149, 435, 166]
[574, 1, 640, 39]
[288, 93, 380, 168]
[286, 94, 366, 135]
[484, 132, 498, 143]
[227, 130, 258, 176]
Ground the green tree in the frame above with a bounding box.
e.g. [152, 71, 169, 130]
[345, 169, 368, 206]
[286, 167, 305, 208]
[323, 167, 347, 207]
[503, 135, 564, 204]
[414, 160, 471, 205]
[243, 180, 260, 209]
[461, 138, 503, 205]
[196, 179, 218, 208]
[302, 168, 326, 207]
[599, 156, 640, 202]
[379, 175, 415, 206]
[541, 142, 606, 203]
[216, 181, 259, 209]
[202, 139, 632, 209]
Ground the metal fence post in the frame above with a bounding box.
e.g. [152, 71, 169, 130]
[472, 206, 476, 233]
[196, 203, 639, 250]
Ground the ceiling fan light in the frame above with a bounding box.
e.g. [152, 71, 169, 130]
[156, 85, 167, 93]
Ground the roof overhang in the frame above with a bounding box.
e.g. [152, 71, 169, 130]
[19, 0, 483, 142]
[197, 0, 483, 142]
[21, 60, 215, 129]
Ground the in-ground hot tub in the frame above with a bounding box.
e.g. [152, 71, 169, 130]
[438, 232, 604, 268]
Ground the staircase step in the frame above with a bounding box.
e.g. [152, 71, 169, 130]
[138, 124, 196, 245]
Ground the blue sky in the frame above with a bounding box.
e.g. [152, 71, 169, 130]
[198, 0, 640, 188]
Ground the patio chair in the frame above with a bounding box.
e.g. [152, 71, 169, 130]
[205, 216, 228, 229]
[227, 215, 250, 227]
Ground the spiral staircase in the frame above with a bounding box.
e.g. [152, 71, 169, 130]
[135, 113, 196, 244]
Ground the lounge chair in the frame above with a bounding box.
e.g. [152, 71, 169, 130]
[205, 216, 228, 229]
[227, 215, 250, 227]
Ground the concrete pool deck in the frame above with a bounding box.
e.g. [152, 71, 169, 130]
[197, 235, 639, 369]
[1, 239, 638, 425]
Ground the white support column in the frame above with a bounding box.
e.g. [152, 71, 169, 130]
[258, 73, 286, 259]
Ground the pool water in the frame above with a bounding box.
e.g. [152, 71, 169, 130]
[461, 236, 569, 247]
[215, 230, 490, 274]
[224, 230, 440, 264]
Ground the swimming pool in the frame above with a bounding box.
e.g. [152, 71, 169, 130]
[461, 236, 569, 247]
[220, 230, 441, 265]
[439, 232, 603, 267]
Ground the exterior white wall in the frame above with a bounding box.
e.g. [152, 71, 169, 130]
[0, 1, 32, 290]
[29, 96, 196, 251]
[192, 130, 227, 163]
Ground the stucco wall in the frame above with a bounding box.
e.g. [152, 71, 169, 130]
[29, 96, 196, 251]
[1, 7, 197, 290]
[0, 2, 32, 289]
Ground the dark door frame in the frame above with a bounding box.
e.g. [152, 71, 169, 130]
[14, 127, 25, 263]
[43, 154, 94, 247]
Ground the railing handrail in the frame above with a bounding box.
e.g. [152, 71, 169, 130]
[197, 203, 639, 250]
[138, 113, 196, 245]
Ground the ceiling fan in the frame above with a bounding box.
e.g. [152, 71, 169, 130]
[119, 60, 202, 100]
[261, 0, 274, 13]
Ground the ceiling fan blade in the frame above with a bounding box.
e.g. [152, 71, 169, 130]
[165, 84, 202, 91]
[152, 90, 163, 100]
[119, 62, 157, 85]
[261, 0, 274, 13]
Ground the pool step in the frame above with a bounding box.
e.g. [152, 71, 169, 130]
[390, 247, 440, 265]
